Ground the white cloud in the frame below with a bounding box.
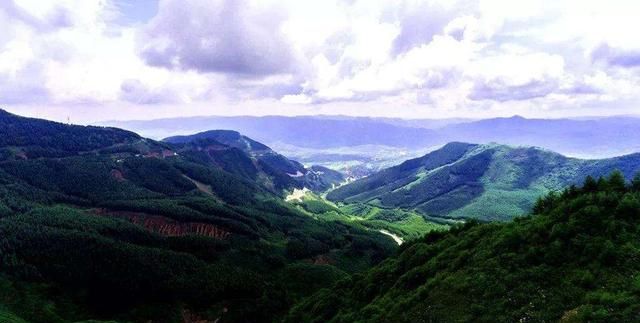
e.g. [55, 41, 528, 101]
[1, 0, 640, 121]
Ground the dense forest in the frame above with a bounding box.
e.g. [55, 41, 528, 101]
[2, 109, 640, 322]
[289, 171, 640, 322]
[0, 110, 396, 322]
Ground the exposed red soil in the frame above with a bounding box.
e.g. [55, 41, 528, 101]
[92, 209, 231, 239]
[110, 169, 125, 181]
[181, 309, 215, 323]
[309, 254, 334, 265]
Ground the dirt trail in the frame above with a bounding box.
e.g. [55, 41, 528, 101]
[379, 229, 403, 245]
[183, 175, 215, 197]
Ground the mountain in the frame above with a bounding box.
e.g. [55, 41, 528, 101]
[165, 129, 345, 192]
[101, 115, 640, 178]
[288, 174, 640, 322]
[104, 115, 443, 149]
[0, 109, 168, 158]
[327, 142, 640, 221]
[165, 129, 272, 151]
[439, 115, 640, 158]
[0, 110, 395, 322]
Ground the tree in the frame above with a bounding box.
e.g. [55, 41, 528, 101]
[632, 173, 640, 192]
[597, 176, 609, 191]
[608, 170, 627, 192]
[583, 175, 598, 192]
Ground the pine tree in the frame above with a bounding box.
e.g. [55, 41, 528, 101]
[608, 170, 626, 192]
[632, 173, 640, 192]
[583, 175, 598, 192]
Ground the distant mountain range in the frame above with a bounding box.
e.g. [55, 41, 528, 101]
[438, 116, 640, 158]
[101, 114, 640, 158]
[104, 115, 444, 149]
[327, 142, 640, 221]
[101, 115, 640, 177]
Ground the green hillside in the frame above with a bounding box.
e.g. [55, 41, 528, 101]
[0, 110, 395, 322]
[286, 189, 450, 241]
[327, 142, 640, 221]
[165, 130, 345, 192]
[288, 172, 640, 322]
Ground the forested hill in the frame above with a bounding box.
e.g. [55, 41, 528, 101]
[289, 172, 640, 322]
[0, 109, 146, 155]
[165, 129, 345, 192]
[327, 142, 640, 221]
[165, 129, 271, 152]
[0, 111, 395, 322]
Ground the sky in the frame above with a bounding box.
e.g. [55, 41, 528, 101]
[0, 0, 639, 123]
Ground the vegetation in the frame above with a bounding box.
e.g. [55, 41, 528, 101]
[0, 109, 150, 157]
[288, 190, 448, 240]
[288, 171, 640, 322]
[165, 130, 345, 192]
[328, 142, 640, 221]
[0, 109, 396, 322]
[4, 109, 640, 323]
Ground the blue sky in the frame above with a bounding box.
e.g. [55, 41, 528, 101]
[0, 0, 639, 122]
[113, 0, 158, 24]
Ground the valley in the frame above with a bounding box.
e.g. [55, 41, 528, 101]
[0, 109, 398, 322]
[3, 2, 639, 322]
[1, 109, 639, 323]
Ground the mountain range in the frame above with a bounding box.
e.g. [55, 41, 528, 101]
[0, 109, 394, 322]
[328, 142, 640, 221]
[102, 114, 640, 177]
[3, 108, 640, 322]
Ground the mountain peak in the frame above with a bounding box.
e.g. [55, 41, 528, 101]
[328, 141, 640, 221]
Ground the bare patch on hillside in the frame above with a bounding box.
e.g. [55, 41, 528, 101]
[93, 209, 231, 239]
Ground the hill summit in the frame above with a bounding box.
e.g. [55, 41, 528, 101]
[328, 142, 640, 221]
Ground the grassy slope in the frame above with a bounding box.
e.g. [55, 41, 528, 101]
[289, 190, 448, 240]
[328, 143, 640, 221]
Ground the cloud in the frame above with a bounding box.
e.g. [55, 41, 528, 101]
[139, 0, 295, 76]
[119, 79, 179, 104]
[390, 0, 476, 55]
[466, 50, 565, 102]
[469, 79, 558, 102]
[2, 0, 640, 121]
[391, 2, 452, 55]
[0, 0, 74, 31]
[0, 62, 50, 104]
[591, 44, 640, 68]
